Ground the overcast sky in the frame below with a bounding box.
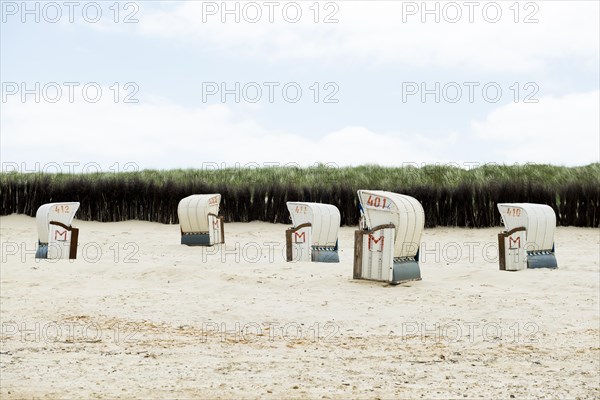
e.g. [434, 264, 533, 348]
[1, 1, 598, 172]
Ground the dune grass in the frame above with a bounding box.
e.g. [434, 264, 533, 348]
[1, 163, 598, 227]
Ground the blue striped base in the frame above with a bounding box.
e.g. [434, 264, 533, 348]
[181, 233, 211, 246]
[527, 251, 558, 269]
[311, 246, 339, 263]
[390, 258, 421, 284]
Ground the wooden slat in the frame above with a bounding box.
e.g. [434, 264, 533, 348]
[353, 230, 363, 279]
[219, 216, 225, 244]
[69, 227, 79, 260]
[285, 229, 293, 262]
[498, 232, 506, 271]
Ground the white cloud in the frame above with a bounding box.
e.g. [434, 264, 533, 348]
[0, 90, 454, 170]
[471, 90, 600, 165]
[136, 1, 599, 72]
[2, 88, 597, 169]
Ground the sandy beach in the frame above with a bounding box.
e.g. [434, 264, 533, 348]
[1, 214, 598, 399]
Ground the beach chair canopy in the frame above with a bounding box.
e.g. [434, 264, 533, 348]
[357, 190, 424, 258]
[287, 202, 340, 247]
[178, 194, 221, 233]
[36, 202, 80, 243]
[497, 203, 556, 251]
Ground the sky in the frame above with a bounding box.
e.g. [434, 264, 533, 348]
[1, 0, 599, 172]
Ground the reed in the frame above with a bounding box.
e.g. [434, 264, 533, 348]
[1, 164, 598, 227]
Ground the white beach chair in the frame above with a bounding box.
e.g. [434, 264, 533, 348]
[286, 202, 341, 263]
[497, 203, 558, 270]
[178, 194, 224, 246]
[353, 190, 424, 284]
[35, 202, 80, 259]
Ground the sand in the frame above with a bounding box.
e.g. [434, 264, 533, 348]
[1, 214, 598, 399]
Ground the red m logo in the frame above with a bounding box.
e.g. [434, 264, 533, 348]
[368, 234, 384, 251]
[508, 236, 521, 250]
[294, 231, 306, 243]
[54, 229, 68, 242]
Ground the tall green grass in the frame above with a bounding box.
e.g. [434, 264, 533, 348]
[1, 164, 598, 227]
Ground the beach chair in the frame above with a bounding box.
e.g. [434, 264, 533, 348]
[286, 202, 341, 263]
[35, 202, 80, 259]
[353, 190, 424, 284]
[497, 203, 558, 270]
[178, 194, 224, 246]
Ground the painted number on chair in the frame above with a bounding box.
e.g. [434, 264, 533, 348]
[506, 207, 521, 217]
[365, 195, 390, 210]
[295, 205, 308, 214]
[53, 205, 70, 213]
